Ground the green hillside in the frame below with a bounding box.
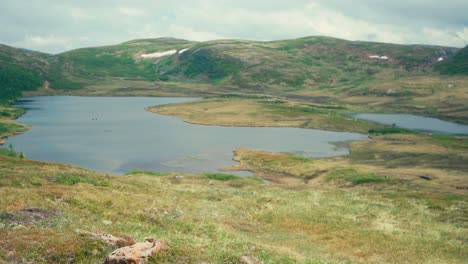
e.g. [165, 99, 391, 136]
[51, 38, 195, 86]
[0, 44, 49, 101]
[0, 36, 464, 107]
[436, 45, 468, 75]
[153, 37, 458, 88]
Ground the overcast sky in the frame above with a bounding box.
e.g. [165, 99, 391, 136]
[1, 0, 467, 54]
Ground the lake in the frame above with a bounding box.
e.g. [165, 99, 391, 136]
[5, 96, 368, 174]
[353, 113, 468, 135]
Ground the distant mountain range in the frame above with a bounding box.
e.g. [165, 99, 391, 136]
[0, 36, 466, 101]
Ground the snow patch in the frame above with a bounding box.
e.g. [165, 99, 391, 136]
[141, 50, 177, 59]
[178, 48, 189, 54]
[369, 55, 389, 60]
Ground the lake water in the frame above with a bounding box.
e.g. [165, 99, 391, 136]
[5, 96, 367, 174]
[353, 113, 468, 135]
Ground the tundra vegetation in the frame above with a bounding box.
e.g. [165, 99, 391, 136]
[0, 37, 467, 263]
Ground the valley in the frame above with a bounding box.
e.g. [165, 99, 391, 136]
[0, 36, 467, 263]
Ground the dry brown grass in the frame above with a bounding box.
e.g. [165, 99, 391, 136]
[0, 156, 467, 263]
[148, 97, 378, 133]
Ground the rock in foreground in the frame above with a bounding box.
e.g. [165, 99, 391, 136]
[104, 238, 165, 264]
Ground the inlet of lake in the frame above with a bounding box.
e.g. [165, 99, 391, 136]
[353, 114, 468, 135]
[5, 96, 370, 175]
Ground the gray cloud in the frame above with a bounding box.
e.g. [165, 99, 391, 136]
[0, 0, 466, 53]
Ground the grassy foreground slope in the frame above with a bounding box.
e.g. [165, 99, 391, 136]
[0, 92, 466, 263]
[0, 144, 466, 263]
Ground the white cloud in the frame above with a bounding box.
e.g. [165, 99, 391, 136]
[456, 27, 468, 43]
[25, 34, 70, 46]
[422, 27, 467, 47]
[0, 0, 466, 53]
[166, 25, 225, 41]
[70, 8, 92, 19]
[116, 6, 147, 17]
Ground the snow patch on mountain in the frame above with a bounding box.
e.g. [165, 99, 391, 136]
[141, 50, 177, 58]
[369, 55, 389, 60]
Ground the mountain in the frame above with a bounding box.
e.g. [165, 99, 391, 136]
[155, 37, 460, 86]
[52, 36, 461, 89]
[51, 38, 195, 88]
[0, 36, 464, 100]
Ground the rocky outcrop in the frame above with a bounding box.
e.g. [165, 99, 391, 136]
[104, 238, 165, 264]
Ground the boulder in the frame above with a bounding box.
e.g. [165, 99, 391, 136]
[105, 238, 165, 264]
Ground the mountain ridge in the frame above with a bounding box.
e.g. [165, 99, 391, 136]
[0, 36, 466, 123]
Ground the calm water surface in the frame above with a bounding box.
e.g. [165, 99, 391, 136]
[6, 96, 367, 174]
[353, 113, 468, 135]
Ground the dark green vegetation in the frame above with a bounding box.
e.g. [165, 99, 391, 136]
[0, 65, 43, 100]
[54, 174, 110, 187]
[368, 126, 417, 135]
[0, 121, 27, 137]
[436, 45, 468, 75]
[0, 44, 49, 100]
[0, 107, 24, 118]
[0, 143, 25, 159]
[325, 168, 393, 185]
[204, 173, 241, 181]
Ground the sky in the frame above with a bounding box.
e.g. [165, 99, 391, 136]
[0, 0, 467, 54]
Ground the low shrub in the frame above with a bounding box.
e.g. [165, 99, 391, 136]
[204, 173, 241, 181]
[325, 168, 392, 185]
[54, 174, 110, 187]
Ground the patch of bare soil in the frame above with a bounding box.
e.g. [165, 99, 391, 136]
[1, 208, 61, 227]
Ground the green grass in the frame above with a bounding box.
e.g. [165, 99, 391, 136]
[0, 121, 29, 138]
[0, 144, 25, 159]
[325, 168, 393, 185]
[178, 48, 242, 80]
[0, 65, 43, 100]
[54, 174, 110, 187]
[435, 45, 468, 75]
[204, 173, 241, 181]
[430, 134, 468, 149]
[0, 107, 25, 119]
[288, 155, 310, 162]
